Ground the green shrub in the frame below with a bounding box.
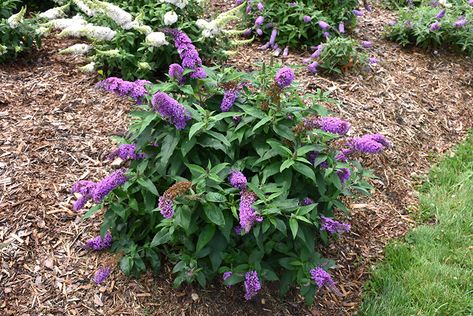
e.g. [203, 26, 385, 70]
[74, 65, 389, 304]
[316, 36, 368, 74]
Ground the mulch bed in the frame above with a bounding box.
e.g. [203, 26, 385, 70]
[1, 3, 473, 315]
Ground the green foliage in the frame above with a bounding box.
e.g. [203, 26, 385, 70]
[387, 2, 473, 56]
[361, 133, 473, 315]
[243, 0, 358, 48]
[0, 5, 42, 63]
[90, 65, 377, 304]
[318, 36, 368, 74]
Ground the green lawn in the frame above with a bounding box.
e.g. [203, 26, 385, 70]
[360, 134, 473, 316]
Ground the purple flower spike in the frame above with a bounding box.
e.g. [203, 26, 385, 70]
[152, 92, 191, 130]
[308, 62, 319, 74]
[239, 190, 262, 233]
[269, 28, 278, 46]
[232, 115, 242, 123]
[336, 168, 351, 183]
[300, 197, 314, 206]
[338, 22, 345, 33]
[223, 271, 233, 287]
[311, 44, 324, 58]
[469, 0, 473, 5]
[243, 28, 252, 37]
[282, 46, 289, 57]
[244, 271, 261, 300]
[365, 3, 372, 11]
[158, 195, 174, 218]
[361, 41, 373, 48]
[108, 144, 143, 161]
[221, 88, 240, 112]
[453, 17, 468, 28]
[85, 231, 112, 251]
[229, 171, 247, 190]
[303, 15, 312, 23]
[436, 9, 445, 19]
[309, 267, 335, 288]
[71, 180, 96, 211]
[430, 21, 441, 31]
[96, 77, 150, 104]
[321, 216, 351, 234]
[255, 16, 264, 26]
[92, 169, 127, 203]
[166, 29, 206, 79]
[318, 21, 330, 30]
[169, 63, 184, 83]
[323, 32, 330, 39]
[274, 66, 295, 89]
[94, 266, 111, 284]
[349, 133, 389, 154]
[256, 28, 263, 36]
[353, 9, 364, 17]
[257, 2, 264, 11]
[369, 57, 378, 64]
[318, 117, 351, 135]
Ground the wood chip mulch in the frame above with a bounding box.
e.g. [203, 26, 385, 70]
[1, 3, 473, 315]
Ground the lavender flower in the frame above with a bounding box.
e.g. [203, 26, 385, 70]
[256, 2, 264, 10]
[323, 31, 330, 39]
[303, 16, 312, 23]
[469, 0, 473, 5]
[338, 22, 345, 33]
[274, 66, 295, 89]
[349, 133, 389, 154]
[246, 5, 251, 13]
[96, 77, 150, 104]
[85, 231, 112, 251]
[308, 62, 319, 74]
[107, 144, 143, 161]
[166, 29, 206, 79]
[318, 117, 351, 135]
[256, 28, 263, 36]
[269, 28, 278, 46]
[453, 17, 468, 28]
[255, 16, 264, 26]
[364, 3, 373, 11]
[361, 40, 373, 48]
[169, 63, 184, 83]
[309, 267, 335, 288]
[158, 195, 174, 218]
[229, 171, 247, 190]
[436, 9, 446, 19]
[300, 197, 314, 206]
[336, 168, 351, 183]
[221, 83, 246, 112]
[352, 9, 364, 17]
[94, 266, 111, 284]
[92, 169, 127, 203]
[239, 190, 263, 233]
[335, 148, 352, 162]
[152, 92, 191, 130]
[318, 21, 330, 30]
[311, 44, 324, 58]
[369, 57, 378, 65]
[244, 271, 261, 300]
[321, 216, 351, 234]
[236, 0, 243, 4]
[243, 28, 253, 37]
[282, 46, 289, 57]
[72, 180, 96, 196]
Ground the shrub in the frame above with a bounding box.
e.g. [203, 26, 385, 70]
[241, 0, 362, 50]
[73, 64, 389, 304]
[387, 2, 473, 56]
[0, 4, 42, 63]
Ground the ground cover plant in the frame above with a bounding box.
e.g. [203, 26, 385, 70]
[70, 61, 390, 304]
[0, 0, 42, 62]
[360, 133, 473, 315]
[387, 0, 473, 56]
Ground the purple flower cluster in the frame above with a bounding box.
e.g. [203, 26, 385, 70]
[229, 171, 247, 190]
[166, 29, 206, 79]
[94, 266, 111, 284]
[107, 144, 144, 161]
[430, 21, 441, 31]
[85, 231, 112, 251]
[318, 117, 351, 135]
[453, 16, 468, 28]
[352, 9, 364, 17]
[436, 9, 446, 19]
[71, 180, 96, 211]
[339, 22, 345, 33]
[361, 41, 373, 48]
[244, 271, 261, 300]
[274, 66, 295, 89]
[223, 271, 233, 281]
[300, 197, 314, 206]
[255, 16, 264, 26]
[318, 21, 330, 30]
[309, 267, 335, 288]
[96, 77, 150, 104]
[221, 83, 246, 112]
[320, 216, 351, 234]
[349, 133, 389, 154]
[158, 195, 174, 219]
[151, 92, 191, 130]
[239, 190, 263, 233]
[92, 169, 127, 203]
[308, 62, 319, 74]
[336, 168, 351, 183]
[168, 63, 185, 84]
[303, 15, 312, 23]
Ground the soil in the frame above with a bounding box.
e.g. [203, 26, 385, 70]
[1, 3, 473, 316]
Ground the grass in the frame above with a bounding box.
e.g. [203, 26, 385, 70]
[360, 134, 473, 316]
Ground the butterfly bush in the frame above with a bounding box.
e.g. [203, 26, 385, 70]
[387, 3, 473, 56]
[76, 64, 387, 304]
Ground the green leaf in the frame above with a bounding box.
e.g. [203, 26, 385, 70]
[196, 224, 216, 252]
[150, 229, 172, 247]
[206, 130, 231, 147]
[293, 162, 316, 183]
[252, 116, 272, 132]
[211, 111, 240, 122]
[205, 192, 227, 203]
[176, 205, 192, 233]
[203, 204, 225, 226]
[160, 131, 179, 168]
[181, 137, 196, 157]
[82, 204, 102, 219]
[189, 122, 206, 139]
[137, 178, 159, 196]
[280, 159, 295, 172]
[120, 256, 133, 276]
[289, 218, 299, 239]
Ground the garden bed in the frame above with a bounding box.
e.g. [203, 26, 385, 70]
[1, 4, 473, 316]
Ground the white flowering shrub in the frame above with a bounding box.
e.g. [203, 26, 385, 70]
[0, 2, 42, 62]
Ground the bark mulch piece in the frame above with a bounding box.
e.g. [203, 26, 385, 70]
[1, 4, 473, 315]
